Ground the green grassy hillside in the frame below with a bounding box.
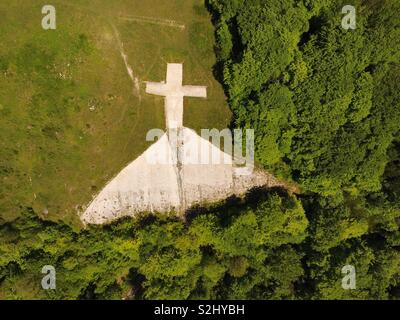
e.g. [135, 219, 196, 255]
[0, 0, 231, 226]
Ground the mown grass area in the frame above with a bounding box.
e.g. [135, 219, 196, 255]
[0, 0, 231, 227]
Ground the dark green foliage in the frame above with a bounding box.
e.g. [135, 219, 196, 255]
[0, 191, 308, 299]
[211, 0, 400, 196]
[209, 0, 400, 300]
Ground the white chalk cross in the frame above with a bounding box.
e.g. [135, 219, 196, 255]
[146, 63, 207, 129]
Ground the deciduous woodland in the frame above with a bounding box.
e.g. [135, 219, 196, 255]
[1, 0, 400, 299]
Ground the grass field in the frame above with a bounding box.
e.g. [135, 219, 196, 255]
[0, 0, 231, 226]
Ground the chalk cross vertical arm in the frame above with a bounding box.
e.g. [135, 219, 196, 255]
[145, 63, 207, 129]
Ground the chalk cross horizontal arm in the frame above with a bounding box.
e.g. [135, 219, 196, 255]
[146, 63, 207, 129]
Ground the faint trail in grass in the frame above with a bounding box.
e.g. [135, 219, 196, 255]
[111, 23, 141, 102]
[118, 15, 185, 30]
[52, 1, 145, 158]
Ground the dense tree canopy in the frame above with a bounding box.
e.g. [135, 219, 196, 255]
[208, 0, 400, 299]
[0, 190, 308, 299]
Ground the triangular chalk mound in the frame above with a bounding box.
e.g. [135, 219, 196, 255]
[81, 133, 180, 224]
[81, 63, 285, 225]
[81, 128, 281, 225]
